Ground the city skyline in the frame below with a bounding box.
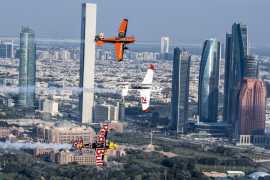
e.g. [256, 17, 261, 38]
[0, 0, 270, 47]
[0, 0, 270, 178]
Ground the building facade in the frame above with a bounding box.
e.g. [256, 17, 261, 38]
[244, 55, 258, 78]
[35, 123, 96, 144]
[43, 99, 59, 116]
[51, 149, 96, 165]
[198, 39, 220, 123]
[79, 3, 96, 124]
[18, 27, 36, 108]
[239, 79, 266, 136]
[170, 48, 191, 133]
[0, 40, 13, 59]
[94, 104, 119, 123]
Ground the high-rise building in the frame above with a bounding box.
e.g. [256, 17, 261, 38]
[160, 37, 170, 54]
[170, 48, 191, 133]
[239, 78, 266, 136]
[198, 39, 220, 123]
[0, 40, 13, 59]
[223, 23, 248, 127]
[79, 3, 96, 124]
[18, 27, 36, 108]
[244, 55, 258, 78]
[223, 33, 232, 124]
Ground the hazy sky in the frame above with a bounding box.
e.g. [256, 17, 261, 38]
[0, 0, 269, 46]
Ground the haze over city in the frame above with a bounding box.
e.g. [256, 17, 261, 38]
[0, 1, 270, 179]
[0, 0, 270, 46]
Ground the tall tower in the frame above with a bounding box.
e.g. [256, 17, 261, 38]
[223, 33, 232, 124]
[18, 27, 36, 109]
[239, 79, 266, 136]
[224, 23, 248, 130]
[198, 39, 220, 123]
[79, 3, 96, 124]
[160, 37, 170, 54]
[170, 48, 191, 133]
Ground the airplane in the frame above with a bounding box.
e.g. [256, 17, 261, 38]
[72, 123, 118, 166]
[95, 19, 136, 61]
[121, 64, 155, 112]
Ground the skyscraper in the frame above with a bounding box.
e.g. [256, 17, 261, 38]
[198, 39, 220, 123]
[18, 27, 36, 108]
[223, 33, 232, 124]
[79, 3, 96, 124]
[160, 37, 170, 54]
[223, 23, 248, 128]
[239, 79, 266, 135]
[170, 48, 191, 133]
[0, 40, 13, 59]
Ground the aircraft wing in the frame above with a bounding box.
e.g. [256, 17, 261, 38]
[95, 148, 105, 166]
[140, 64, 155, 112]
[118, 19, 128, 38]
[140, 89, 151, 112]
[115, 43, 124, 61]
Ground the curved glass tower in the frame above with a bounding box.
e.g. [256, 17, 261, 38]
[198, 39, 220, 123]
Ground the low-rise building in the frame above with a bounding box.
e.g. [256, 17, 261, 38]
[43, 99, 59, 116]
[109, 121, 126, 133]
[50, 149, 96, 165]
[0, 127, 10, 138]
[35, 122, 96, 144]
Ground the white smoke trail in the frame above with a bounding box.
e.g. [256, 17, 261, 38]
[0, 86, 118, 94]
[0, 141, 72, 150]
[0, 37, 202, 47]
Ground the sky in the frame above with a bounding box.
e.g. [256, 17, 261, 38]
[0, 0, 269, 47]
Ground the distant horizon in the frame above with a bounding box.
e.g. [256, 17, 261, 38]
[2, 36, 270, 51]
[0, 0, 270, 47]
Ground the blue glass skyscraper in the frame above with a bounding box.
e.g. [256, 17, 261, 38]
[171, 48, 191, 133]
[18, 27, 36, 108]
[198, 39, 220, 123]
[223, 23, 248, 127]
[223, 33, 232, 125]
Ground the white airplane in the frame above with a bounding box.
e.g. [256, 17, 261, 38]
[121, 64, 155, 112]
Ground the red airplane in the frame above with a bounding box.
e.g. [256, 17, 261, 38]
[95, 19, 136, 61]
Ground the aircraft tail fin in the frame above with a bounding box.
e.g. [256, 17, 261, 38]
[118, 19, 128, 38]
[140, 89, 151, 112]
[142, 64, 155, 85]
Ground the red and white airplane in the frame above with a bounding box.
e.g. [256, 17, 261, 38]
[72, 123, 117, 166]
[95, 19, 136, 61]
[122, 64, 155, 112]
